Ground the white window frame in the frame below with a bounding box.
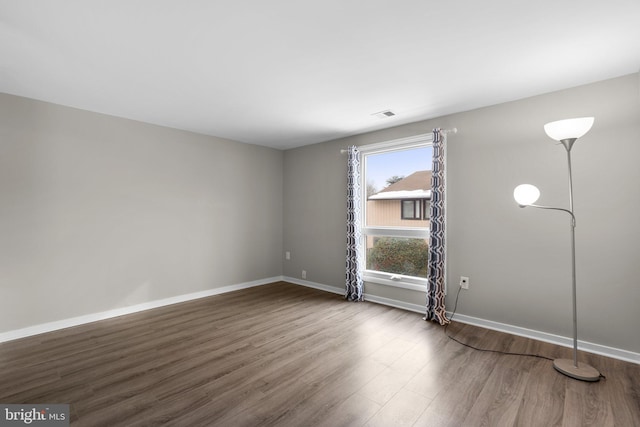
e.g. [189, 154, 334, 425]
[359, 133, 434, 292]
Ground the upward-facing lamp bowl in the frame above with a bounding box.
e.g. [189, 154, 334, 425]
[544, 117, 594, 142]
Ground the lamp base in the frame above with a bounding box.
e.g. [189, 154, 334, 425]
[553, 358, 600, 382]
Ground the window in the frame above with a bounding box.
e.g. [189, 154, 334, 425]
[401, 200, 421, 220]
[360, 134, 433, 291]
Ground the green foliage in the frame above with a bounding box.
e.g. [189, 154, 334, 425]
[367, 237, 428, 278]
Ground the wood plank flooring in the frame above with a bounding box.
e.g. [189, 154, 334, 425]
[0, 281, 638, 426]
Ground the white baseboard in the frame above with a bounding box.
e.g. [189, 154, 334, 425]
[363, 294, 426, 314]
[285, 276, 426, 313]
[448, 312, 640, 365]
[0, 276, 284, 344]
[286, 277, 640, 365]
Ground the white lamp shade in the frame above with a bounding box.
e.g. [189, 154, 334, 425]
[544, 117, 594, 141]
[514, 184, 540, 206]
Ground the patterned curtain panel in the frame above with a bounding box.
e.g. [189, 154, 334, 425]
[425, 129, 449, 324]
[345, 145, 364, 302]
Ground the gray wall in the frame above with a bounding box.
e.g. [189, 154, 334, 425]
[0, 93, 283, 333]
[283, 73, 640, 354]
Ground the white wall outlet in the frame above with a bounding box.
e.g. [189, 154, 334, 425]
[302, 270, 307, 279]
[285, 251, 291, 260]
[460, 276, 469, 290]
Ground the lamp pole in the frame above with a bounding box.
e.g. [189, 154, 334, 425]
[562, 139, 579, 370]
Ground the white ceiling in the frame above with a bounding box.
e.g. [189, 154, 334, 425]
[1, 1, 639, 150]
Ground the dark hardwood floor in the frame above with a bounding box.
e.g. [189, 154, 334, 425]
[0, 281, 638, 426]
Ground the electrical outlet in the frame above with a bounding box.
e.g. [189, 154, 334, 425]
[302, 270, 307, 279]
[460, 276, 469, 290]
[285, 251, 291, 260]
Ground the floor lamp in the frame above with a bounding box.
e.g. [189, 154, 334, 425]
[513, 117, 601, 382]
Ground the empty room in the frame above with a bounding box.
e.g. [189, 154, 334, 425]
[1, 1, 639, 426]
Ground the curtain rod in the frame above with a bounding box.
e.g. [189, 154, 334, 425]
[339, 128, 457, 153]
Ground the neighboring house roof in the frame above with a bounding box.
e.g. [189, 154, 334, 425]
[369, 170, 432, 200]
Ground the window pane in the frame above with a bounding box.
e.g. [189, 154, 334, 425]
[365, 147, 431, 228]
[423, 200, 431, 219]
[402, 200, 416, 219]
[366, 237, 429, 278]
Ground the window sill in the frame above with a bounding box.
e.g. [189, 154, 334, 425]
[363, 272, 427, 292]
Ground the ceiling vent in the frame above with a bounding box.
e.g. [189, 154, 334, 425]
[372, 110, 396, 119]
